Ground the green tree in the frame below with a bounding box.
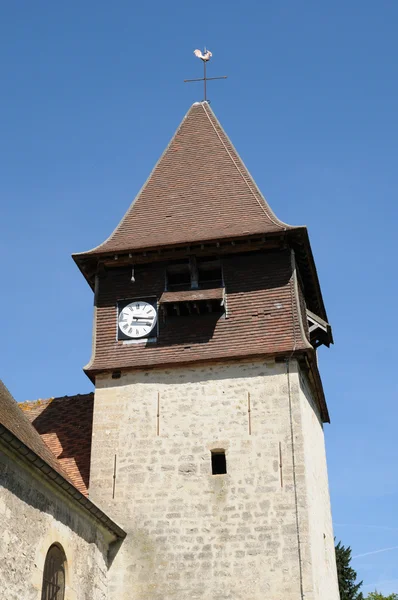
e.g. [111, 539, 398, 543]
[365, 593, 398, 600]
[335, 540, 364, 600]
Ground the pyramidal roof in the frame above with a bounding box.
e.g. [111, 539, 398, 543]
[78, 101, 297, 257]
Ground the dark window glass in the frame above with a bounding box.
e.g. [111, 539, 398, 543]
[41, 544, 66, 600]
[211, 450, 227, 475]
[166, 257, 223, 291]
[166, 260, 191, 290]
[198, 258, 222, 287]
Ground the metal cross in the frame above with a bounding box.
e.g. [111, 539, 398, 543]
[184, 48, 227, 102]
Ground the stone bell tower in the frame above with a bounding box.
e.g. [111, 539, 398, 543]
[73, 101, 340, 600]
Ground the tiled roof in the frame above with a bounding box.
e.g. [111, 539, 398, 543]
[87, 249, 312, 374]
[74, 102, 294, 258]
[20, 393, 94, 496]
[0, 381, 71, 482]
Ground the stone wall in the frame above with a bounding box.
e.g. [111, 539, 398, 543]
[0, 442, 110, 600]
[90, 357, 339, 600]
[298, 371, 340, 599]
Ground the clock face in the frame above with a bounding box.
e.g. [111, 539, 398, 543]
[118, 301, 157, 339]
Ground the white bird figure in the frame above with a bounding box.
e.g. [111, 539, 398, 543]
[193, 48, 212, 61]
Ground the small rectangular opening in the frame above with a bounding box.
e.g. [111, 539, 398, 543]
[211, 450, 227, 475]
[163, 298, 224, 318]
[165, 257, 223, 292]
[198, 257, 222, 288]
[166, 260, 191, 291]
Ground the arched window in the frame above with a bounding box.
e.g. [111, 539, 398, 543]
[41, 544, 66, 600]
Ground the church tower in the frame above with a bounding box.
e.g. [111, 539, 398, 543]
[74, 101, 339, 599]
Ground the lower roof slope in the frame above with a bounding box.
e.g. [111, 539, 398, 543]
[0, 380, 71, 482]
[20, 393, 94, 496]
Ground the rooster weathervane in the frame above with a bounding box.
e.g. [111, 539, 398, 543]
[184, 48, 227, 102]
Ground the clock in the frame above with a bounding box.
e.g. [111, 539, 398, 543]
[118, 300, 157, 340]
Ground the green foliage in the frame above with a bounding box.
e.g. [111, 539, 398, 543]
[335, 540, 364, 600]
[365, 593, 398, 600]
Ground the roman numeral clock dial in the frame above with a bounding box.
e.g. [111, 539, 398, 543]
[118, 301, 157, 340]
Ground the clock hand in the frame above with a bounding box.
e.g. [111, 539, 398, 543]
[132, 317, 153, 322]
[131, 320, 152, 326]
[132, 314, 154, 320]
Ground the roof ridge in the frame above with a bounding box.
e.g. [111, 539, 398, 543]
[201, 102, 295, 231]
[22, 392, 94, 405]
[200, 103, 284, 230]
[73, 104, 196, 258]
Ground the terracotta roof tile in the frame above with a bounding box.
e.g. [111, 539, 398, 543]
[74, 102, 294, 258]
[0, 381, 72, 483]
[21, 393, 94, 496]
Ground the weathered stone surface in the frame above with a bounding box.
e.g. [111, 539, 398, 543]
[0, 444, 110, 600]
[90, 358, 339, 600]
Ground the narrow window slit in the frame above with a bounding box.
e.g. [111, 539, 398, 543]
[211, 450, 227, 475]
[157, 392, 160, 436]
[247, 391, 252, 435]
[112, 454, 117, 499]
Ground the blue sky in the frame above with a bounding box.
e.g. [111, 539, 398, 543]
[1, 1, 397, 593]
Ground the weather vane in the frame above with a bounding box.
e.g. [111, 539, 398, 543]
[184, 48, 227, 102]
